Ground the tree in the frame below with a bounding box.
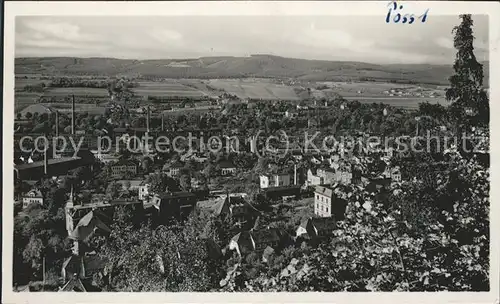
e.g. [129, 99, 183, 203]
[124, 180, 132, 191]
[179, 174, 191, 191]
[14, 207, 70, 285]
[141, 156, 152, 173]
[446, 14, 489, 129]
[220, 142, 489, 292]
[95, 212, 217, 291]
[106, 181, 122, 200]
[147, 173, 169, 193]
[203, 163, 216, 182]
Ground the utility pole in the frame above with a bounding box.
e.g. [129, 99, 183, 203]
[415, 116, 421, 137]
[42, 256, 46, 290]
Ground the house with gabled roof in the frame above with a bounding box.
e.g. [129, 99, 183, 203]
[214, 194, 260, 229]
[218, 160, 236, 176]
[259, 172, 291, 189]
[22, 188, 44, 209]
[68, 210, 112, 255]
[59, 254, 106, 292]
[295, 217, 337, 242]
[151, 191, 197, 221]
[163, 160, 184, 178]
[228, 227, 286, 257]
[314, 184, 349, 220]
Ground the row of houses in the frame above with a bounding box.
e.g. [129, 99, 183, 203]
[227, 215, 338, 259]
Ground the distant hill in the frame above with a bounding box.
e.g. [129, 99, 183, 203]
[15, 55, 490, 86]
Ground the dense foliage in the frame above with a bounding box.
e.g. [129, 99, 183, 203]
[446, 14, 489, 128]
[220, 148, 489, 291]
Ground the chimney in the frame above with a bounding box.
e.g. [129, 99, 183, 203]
[161, 114, 165, 132]
[146, 106, 150, 133]
[55, 111, 59, 137]
[71, 95, 76, 135]
[44, 146, 49, 175]
[292, 164, 296, 185]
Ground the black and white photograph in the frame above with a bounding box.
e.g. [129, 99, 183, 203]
[2, 1, 499, 302]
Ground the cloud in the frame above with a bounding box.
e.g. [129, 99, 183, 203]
[149, 29, 183, 43]
[435, 37, 454, 49]
[289, 27, 374, 55]
[22, 19, 102, 42]
[14, 15, 489, 64]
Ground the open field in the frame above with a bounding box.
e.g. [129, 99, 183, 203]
[207, 78, 300, 100]
[133, 81, 206, 97]
[16, 56, 489, 85]
[15, 92, 43, 111]
[42, 87, 109, 97]
[312, 81, 445, 97]
[40, 103, 107, 114]
[15, 78, 51, 90]
[343, 96, 450, 109]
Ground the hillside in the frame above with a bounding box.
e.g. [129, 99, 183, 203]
[15, 55, 490, 86]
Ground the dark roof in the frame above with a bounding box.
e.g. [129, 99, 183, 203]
[226, 196, 246, 206]
[156, 191, 195, 199]
[15, 157, 84, 171]
[69, 211, 111, 241]
[169, 161, 184, 169]
[315, 185, 333, 198]
[113, 127, 129, 133]
[252, 228, 281, 244]
[218, 160, 235, 168]
[262, 184, 301, 193]
[131, 127, 149, 132]
[311, 217, 337, 231]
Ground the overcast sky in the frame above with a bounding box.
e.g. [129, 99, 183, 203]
[15, 15, 489, 64]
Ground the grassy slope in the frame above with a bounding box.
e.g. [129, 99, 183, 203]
[15, 55, 490, 86]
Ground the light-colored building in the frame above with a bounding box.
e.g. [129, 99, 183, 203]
[116, 180, 143, 192]
[314, 185, 349, 219]
[285, 110, 298, 118]
[260, 173, 291, 189]
[22, 188, 44, 209]
[306, 169, 323, 186]
[219, 161, 236, 176]
[163, 161, 184, 178]
[384, 166, 402, 183]
[138, 182, 150, 201]
[317, 168, 336, 185]
[314, 185, 334, 217]
[91, 151, 120, 164]
[110, 162, 137, 179]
